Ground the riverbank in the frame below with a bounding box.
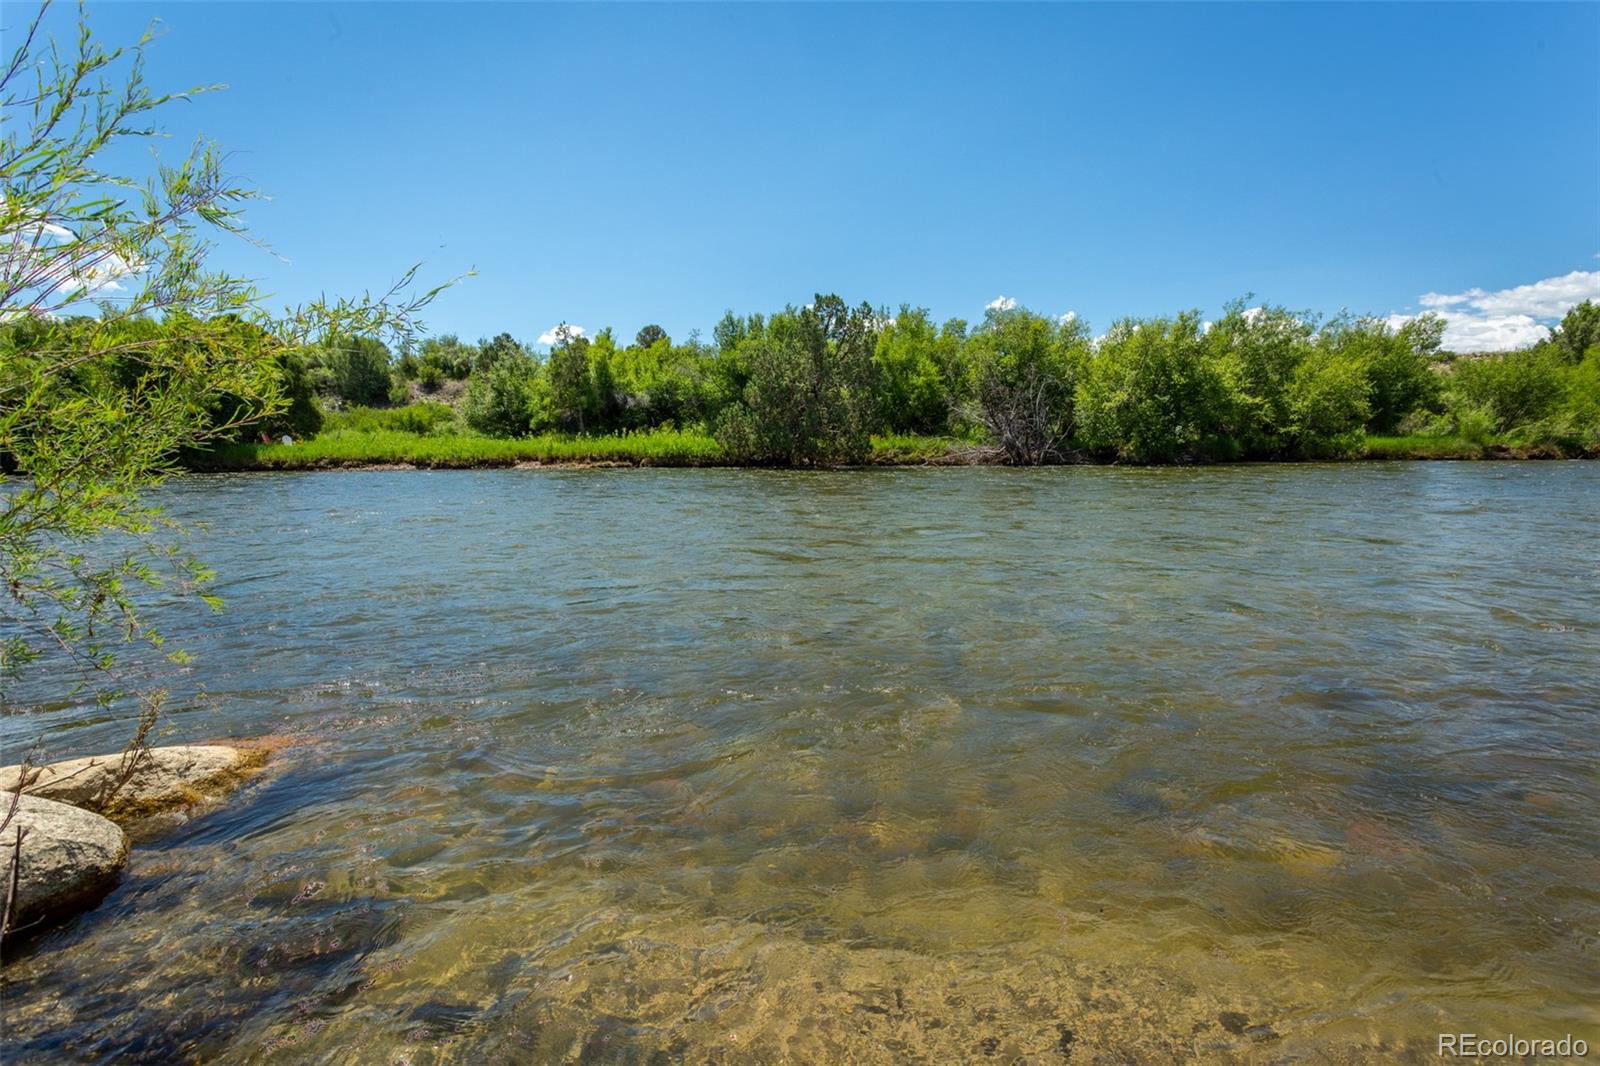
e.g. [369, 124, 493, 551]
[183, 429, 1594, 471]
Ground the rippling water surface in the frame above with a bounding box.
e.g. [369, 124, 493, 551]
[4, 464, 1598, 1063]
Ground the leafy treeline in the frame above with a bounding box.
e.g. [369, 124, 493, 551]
[1, 314, 326, 449]
[337, 294, 1600, 462]
[9, 297, 1599, 468]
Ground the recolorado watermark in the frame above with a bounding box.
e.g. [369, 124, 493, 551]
[1439, 1033, 1589, 1058]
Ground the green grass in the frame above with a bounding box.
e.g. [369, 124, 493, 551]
[1358, 434, 1592, 459]
[1361, 434, 1490, 459]
[192, 428, 727, 470]
[188, 426, 1586, 472]
[189, 428, 966, 471]
[322, 403, 458, 435]
[868, 434, 960, 463]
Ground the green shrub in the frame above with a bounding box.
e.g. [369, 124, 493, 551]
[716, 295, 877, 465]
[1453, 404, 1498, 445]
[419, 334, 478, 379]
[317, 335, 393, 407]
[1562, 350, 1600, 439]
[386, 374, 412, 406]
[203, 337, 328, 441]
[1525, 348, 1600, 447]
[325, 402, 458, 436]
[1286, 349, 1369, 456]
[1208, 302, 1319, 456]
[873, 307, 962, 435]
[463, 355, 547, 437]
[1077, 312, 1229, 462]
[473, 333, 525, 375]
[1549, 300, 1599, 363]
[547, 327, 594, 433]
[1318, 314, 1443, 434]
[962, 306, 1084, 463]
[1445, 347, 1567, 431]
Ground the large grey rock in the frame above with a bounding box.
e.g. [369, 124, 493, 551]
[0, 794, 128, 933]
[0, 745, 260, 821]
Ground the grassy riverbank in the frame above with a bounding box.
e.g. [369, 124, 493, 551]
[1360, 435, 1593, 460]
[184, 429, 1591, 471]
[188, 428, 726, 469]
[186, 430, 961, 470]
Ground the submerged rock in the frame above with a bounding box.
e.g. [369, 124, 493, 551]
[0, 794, 128, 934]
[0, 744, 264, 821]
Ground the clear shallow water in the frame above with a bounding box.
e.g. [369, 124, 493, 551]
[3, 464, 1598, 1063]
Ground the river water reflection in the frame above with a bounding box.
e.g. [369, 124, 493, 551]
[3, 464, 1597, 1063]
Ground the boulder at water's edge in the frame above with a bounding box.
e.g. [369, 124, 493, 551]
[0, 794, 128, 935]
[0, 745, 261, 821]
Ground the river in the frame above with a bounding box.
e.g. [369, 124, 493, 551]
[3, 464, 1597, 1063]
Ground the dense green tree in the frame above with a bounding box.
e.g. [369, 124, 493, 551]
[611, 334, 714, 429]
[1207, 302, 1315, 456]
[704, 311, 766, 417]
[463, 354, 546, 436]
[874, 307, 961, 434]
[272, 291, 1600, 457]
[252, 349, 324, 439]
[1446, 347, 1568, 430]
[202, 320, 325, 441]
[547, 326, 593, 433]
[716, 295, 878, 465]
[1077, 313, 1230, 462]
[1549, 300, 1600, 363]
[1318, 314, 1443, 434]
[588, 329, 623, 432]
[1285, 349, 1370, 456]
[1555, 349, 1600, 445]
[199, 278, 1600, 463]
[420, 335, 475, 378]
[962, 306, 1085, 463]
[474, 333, 524, 374]
[714, 311, 758, 354]
[321, 336, 393, 407]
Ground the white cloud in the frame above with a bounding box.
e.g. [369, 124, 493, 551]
[1385, 310, 1548, 352]
[985, 295, 1017, 313]
[48, 251, 134, 295]
[1418, 270, 1598, 320]
[0, 196, 138, 298]
[537, 324, 587, 346]
[1057, 310, 1077, 325]
[1386, 269, 1598, 352]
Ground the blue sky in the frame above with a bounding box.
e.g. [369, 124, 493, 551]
[35, 2, 1600, 350]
